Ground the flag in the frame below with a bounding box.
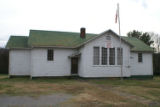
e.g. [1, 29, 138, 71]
[115, 3, 119, 23]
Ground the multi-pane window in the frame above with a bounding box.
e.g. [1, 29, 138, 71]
[117, 48, 123, 65]
[93, 47, 124, 66]
[93, 47, 100, 65]
[101, 47, 107, 65]
[109, 48, 115, 65]
[47, 49, 54, 61]
[138, 53, 142, 62]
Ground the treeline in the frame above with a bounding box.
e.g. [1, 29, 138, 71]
[127, 30, 160, 53]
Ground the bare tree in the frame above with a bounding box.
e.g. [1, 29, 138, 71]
[149, 32, 160, 53]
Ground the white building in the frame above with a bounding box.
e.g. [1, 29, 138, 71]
[6, 28, 153, 78]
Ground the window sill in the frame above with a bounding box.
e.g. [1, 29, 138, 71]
[47, 60, 54, 62]
[138, 62, 143, 63]
[92, 65, 121, 67]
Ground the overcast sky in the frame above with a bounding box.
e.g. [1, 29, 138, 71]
[0, 0, 160, 47]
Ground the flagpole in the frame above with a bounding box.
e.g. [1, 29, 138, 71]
[117, 3, 123, 80]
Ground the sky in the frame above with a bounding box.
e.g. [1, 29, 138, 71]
[0, 0, 160, 47]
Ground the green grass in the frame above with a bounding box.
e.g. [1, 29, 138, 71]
[88, 77, 160, 87]
[0, 74, 160, 107]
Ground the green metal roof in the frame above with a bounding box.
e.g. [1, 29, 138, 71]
[6, 29, 153, 52]
[28, 30, 97, 48]
[6, 36, 28, 49]
[122, 36, 153, 52]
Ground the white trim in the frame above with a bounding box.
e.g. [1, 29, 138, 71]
[92, 65, 121, 67]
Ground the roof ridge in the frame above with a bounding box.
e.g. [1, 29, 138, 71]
[30, 29, 97, 35]
[10, 35, 28, 37]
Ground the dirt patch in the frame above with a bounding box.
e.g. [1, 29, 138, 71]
[0, 93, 72, 107]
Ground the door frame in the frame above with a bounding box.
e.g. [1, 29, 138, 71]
[71, 57, 78, 75]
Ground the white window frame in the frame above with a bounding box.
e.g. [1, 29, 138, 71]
[117, 48, 123, 65]
[101, 47, 107, 65]
[109, 48, 115, 65]
[93, 47, 100, 65]
[93, 46, 123, 67]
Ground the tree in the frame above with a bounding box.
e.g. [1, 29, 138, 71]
[149, 32, 160, 53]
[127, 30, 142, 38]
[140, 32, 154, 46]
[127, 30, 154, 46]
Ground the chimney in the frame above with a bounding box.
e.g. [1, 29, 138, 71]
[80, 27, 86, 38]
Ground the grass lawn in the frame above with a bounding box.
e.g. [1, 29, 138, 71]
[0, 74, 160, 107]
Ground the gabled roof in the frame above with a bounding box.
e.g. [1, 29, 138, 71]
[5, 29, 153, 52]
[6, 36, 28, 49]
[28, 30, 97, 48]
[122, 37, 153, 52]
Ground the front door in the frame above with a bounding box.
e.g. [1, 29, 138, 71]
[71, 58, 78, 74]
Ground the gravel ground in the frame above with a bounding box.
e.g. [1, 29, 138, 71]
[0, 93, 73, 107]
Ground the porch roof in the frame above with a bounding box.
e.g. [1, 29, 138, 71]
[68, 52, 81, 58]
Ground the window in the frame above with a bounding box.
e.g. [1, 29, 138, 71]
[93, 47, 100, 65]
[109, 48, 115, 65]
[106, 36, 111, 40]
[117, 48, 123, 65]
[138, 53, 142, 62]
[101, 47, 107, 65]
[106, 36, 111, 48]
[47, 49, 54, 61]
